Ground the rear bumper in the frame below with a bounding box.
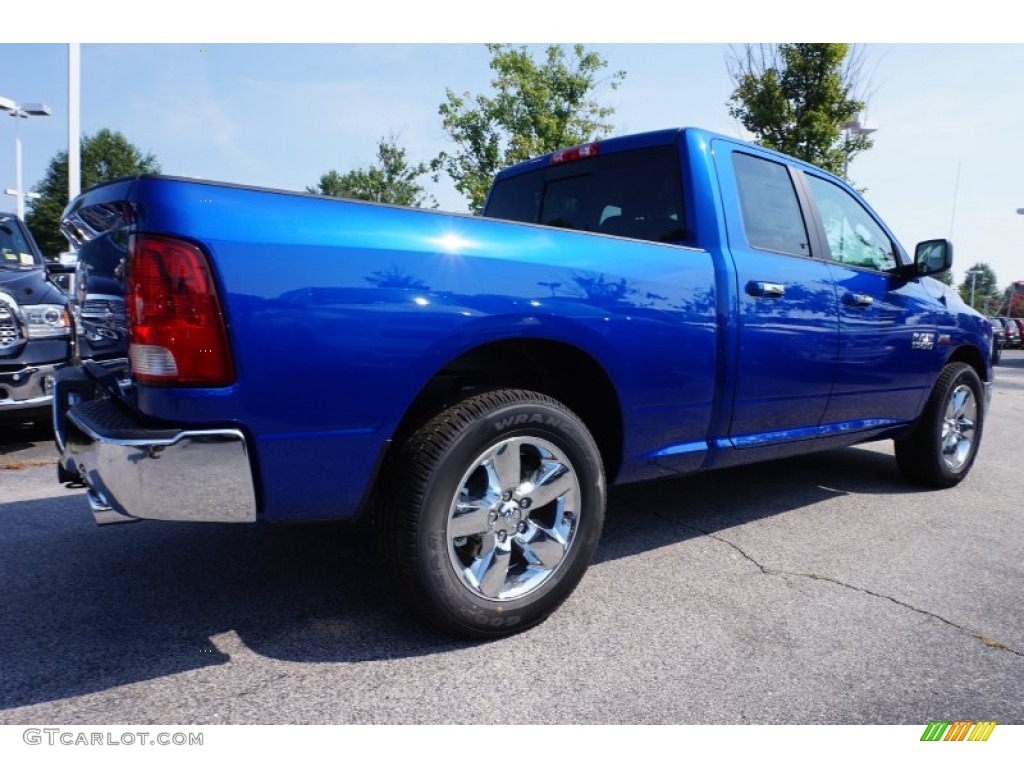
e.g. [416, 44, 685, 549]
[54, 367, 258, 525]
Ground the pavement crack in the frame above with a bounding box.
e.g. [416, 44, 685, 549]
[649, 510, 1024, 659]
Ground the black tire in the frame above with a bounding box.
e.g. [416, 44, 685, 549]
[895, 362, 984, 488]
[992, 339, 1002, 365]
[377, 389, 605, 639]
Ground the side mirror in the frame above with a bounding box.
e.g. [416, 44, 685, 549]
[911, 239, 954, 278]
[46, 261, 77, 294]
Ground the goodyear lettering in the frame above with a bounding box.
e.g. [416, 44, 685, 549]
[493, 414, 565, 432]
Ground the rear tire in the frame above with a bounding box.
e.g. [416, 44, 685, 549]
[377, 389, 605, 639]
[895, 362, 984, 488]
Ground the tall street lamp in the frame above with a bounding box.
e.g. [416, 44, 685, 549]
[842, 115, 878, 178]
[0, 96, 52, 220]
[967, 267, 985, 311]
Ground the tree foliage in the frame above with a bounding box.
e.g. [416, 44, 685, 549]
[727, 44, 871, 179]
[307, 136, 434, 208]
[999, 282, 1024, 317]
[435, 44, 625, 213]
[957, 262, 999, 312]
[26, 129, 160, 258]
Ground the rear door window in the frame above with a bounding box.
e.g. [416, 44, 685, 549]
[485, 146, 685, 244]
[731, 152, 811, 258]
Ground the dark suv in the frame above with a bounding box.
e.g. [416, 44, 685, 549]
[0, 214, 72, 425]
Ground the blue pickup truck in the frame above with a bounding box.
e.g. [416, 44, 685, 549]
[53, 127, 992, 637]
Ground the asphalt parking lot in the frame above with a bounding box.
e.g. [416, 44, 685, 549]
[1, 354, 1021, 725]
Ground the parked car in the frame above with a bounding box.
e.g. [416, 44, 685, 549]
[988, 317, 1005, 364]
[0, 213, 72, 425]
[998, 317, 1020, 349]
[1011, 318, 1024, 346]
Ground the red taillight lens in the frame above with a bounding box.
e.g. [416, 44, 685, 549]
[127, 234, 234, 387]
[550, 142, 599, 165]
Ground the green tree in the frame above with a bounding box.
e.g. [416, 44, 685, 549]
[935, 269, 954, 287]
[435, 44, 625, 213]
[957, 262, 999, 312]
[994, 281, 1024, 317]
[27, 129, 160, 258]
[308, 136, 435, 208]
[727, 44, 871, 179]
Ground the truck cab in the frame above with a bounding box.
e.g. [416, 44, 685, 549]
[0, 213, 72, 425]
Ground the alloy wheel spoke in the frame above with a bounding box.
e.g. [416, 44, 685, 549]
[521, 460, 574, 509]
[486, 440, 522, 495]
[449, 500, 495, 539]
[518, 522, 567, 569]
[472, 535, 513, 599]
[951, 387, 971, 415]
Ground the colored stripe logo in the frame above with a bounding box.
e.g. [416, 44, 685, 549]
[920, 720, 997, 741]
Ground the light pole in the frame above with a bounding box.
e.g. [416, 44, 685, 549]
[842, 115, 878, 178]
[968, 267, 984, 312]
[0, 96, 52, 220]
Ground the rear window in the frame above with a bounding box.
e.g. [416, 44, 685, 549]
[485, 145, 685, 244]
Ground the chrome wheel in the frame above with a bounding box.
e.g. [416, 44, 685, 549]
[446, 436, 581, 601]
[380, 388, 604, 638]
[941, 384, 977, 472]
[896, 363, 985, 488]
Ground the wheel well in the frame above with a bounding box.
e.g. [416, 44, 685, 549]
[393, 339, 623, 481]
[946, 344, 987, 383]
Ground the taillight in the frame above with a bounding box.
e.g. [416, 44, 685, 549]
[550, 142, 599, 165]
[126, 234, 234, 386]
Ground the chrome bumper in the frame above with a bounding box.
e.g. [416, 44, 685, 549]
[0, 362, 62, 417]
[54, 368, 258, 525]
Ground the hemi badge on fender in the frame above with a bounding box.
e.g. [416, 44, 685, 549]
[937, 333, 952, 345]
[912, 332, 936, 350]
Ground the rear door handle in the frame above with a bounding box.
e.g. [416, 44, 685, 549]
[843, 292, 874, 307]
[746, 281, 786, 298]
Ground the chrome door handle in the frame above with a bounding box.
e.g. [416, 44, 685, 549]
[747, 281, 786, 298]
[843, 292, 874, 307]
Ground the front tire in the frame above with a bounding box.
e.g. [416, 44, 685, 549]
[895, 362, 984, 488]
[378, 389, 605, 639]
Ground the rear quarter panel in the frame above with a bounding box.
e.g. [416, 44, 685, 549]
[123, 179, 719, 521]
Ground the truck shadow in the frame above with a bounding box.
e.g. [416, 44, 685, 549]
[0, 444, 931, 713]
[0, 421, 54, 460]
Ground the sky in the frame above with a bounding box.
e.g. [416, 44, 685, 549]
[3, 8, 1024, 293]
